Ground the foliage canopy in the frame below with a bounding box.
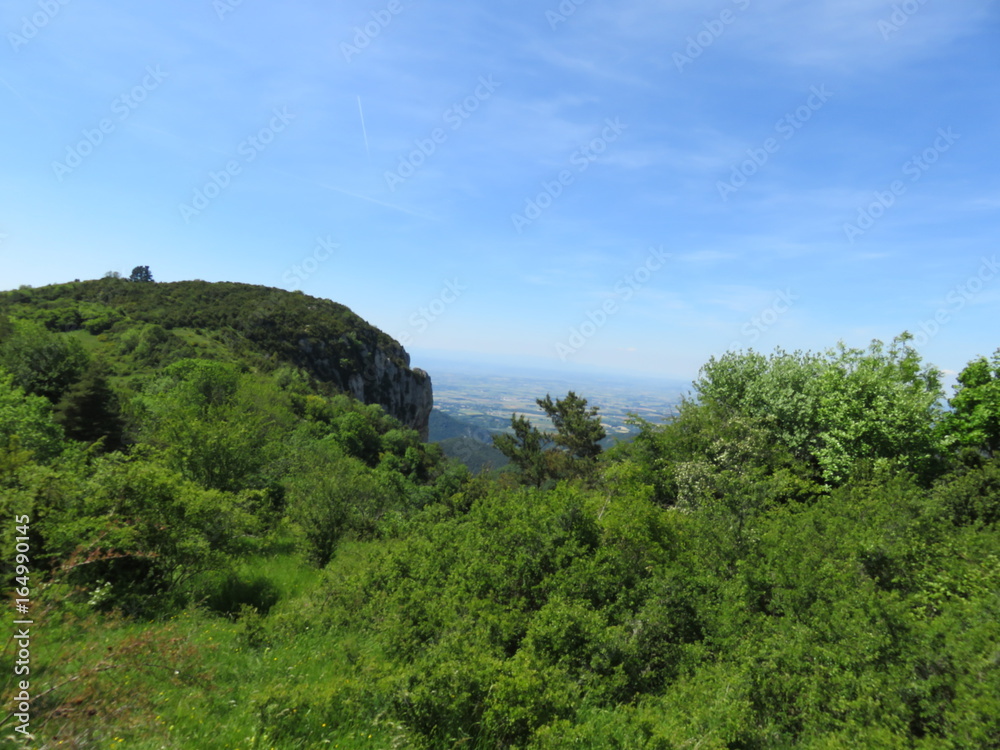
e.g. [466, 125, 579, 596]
[0, 283, 997, 750]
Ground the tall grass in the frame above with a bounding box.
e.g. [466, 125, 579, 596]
[1, 546, 408, 750]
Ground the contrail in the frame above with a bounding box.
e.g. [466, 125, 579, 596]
[315, 181, 438, 221]
[0, 74, 47, 124]
[270, 168, 439, 221]
[357, 96, 370, 158]
[0, 74, 20, 98]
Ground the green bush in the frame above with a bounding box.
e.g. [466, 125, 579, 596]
[287, 453, 399, 566]
[45, 456, 257, 616]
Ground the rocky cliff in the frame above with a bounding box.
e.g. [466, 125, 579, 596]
[297, 332, 433, 440]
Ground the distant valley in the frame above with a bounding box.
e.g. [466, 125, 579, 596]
[423, 358, 688, 470]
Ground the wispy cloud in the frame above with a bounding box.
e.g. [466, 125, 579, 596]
[2, 0, 997, 381]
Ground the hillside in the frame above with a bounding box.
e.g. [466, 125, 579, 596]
[0, 278, 433, 437]
[0, 289, 998, 749]
[438, 435, 511, 473]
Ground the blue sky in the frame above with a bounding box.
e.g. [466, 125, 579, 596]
[2, 0, 998, 383]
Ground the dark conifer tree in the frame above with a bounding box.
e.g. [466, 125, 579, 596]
[54, 361, 125, 452]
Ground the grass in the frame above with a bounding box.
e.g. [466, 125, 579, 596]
[0, 542, 412, 750]
[63, 329, 105, 355]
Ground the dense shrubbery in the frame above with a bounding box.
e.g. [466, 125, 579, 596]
[1, 282, 999, 748]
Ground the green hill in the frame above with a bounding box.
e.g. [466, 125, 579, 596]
[0, 278, 433, 436]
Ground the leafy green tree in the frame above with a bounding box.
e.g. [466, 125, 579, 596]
[693, 334, 944, 486]
[813, 336, 944, 483]
[148, 358, 241, 409]
[332, 410, 382, 466]
[495, 393, 607, 486]
[493, 414, 550, 486]
[610, 396, 822, 510]
[133, 359, 292, 494]
[129, 265, 154, 282]
[0, 364, 85, 574]
[0, 318, 89, 402]
[933, 457, 1000, 526]
[940, 349, 1000, 458]
[696, 347, 825, 464]
[0, 369, 66, 464]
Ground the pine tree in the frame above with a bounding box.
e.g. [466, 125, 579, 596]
[537, 391, 606, 462]
[54, 362, 125, 451]
[492, 414, 550, 487]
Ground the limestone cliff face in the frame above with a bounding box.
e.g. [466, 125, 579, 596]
[296, 332, 433, 441]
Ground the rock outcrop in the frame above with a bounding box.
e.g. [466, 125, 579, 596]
[298, 333, 433, 440]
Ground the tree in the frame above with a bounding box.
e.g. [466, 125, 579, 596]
[54, 360, 125, 452]
[134, 359, 290, 493]
[537, 391, 606, 462]
[129, 265, 154, 283]
[696, 347, 825, 464]
[812, 335, 943, 484]
[493, 414, 550, 487]
[332, 410, 381, 466]
[494, 393, 606, 486]
[693, 335, 944, 485]
[288, 455, 394, 566]
[48, 456, 257, 614]
[0, 319, 89, 402]
[0, 370, 65, 464]
[940, 349, 1000, 459]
